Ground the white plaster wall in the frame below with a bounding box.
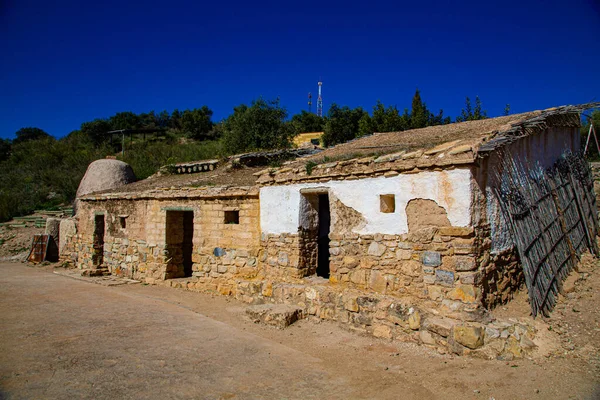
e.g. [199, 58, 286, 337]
[260, 168, 473, 235]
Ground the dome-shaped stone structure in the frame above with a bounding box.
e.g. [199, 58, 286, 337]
[74, 159, 136, 213]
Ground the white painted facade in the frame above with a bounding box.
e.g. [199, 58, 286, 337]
[260, 168, 473, 235]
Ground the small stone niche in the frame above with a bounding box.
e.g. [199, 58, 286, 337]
[119, 215, 127, 229]
[224, 210, 240, 224]
[380, 194, 395, 213]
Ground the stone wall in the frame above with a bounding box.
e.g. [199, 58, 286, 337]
[68, 195, 262, 282]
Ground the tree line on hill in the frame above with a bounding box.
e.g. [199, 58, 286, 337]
[0, 89, 510, 221]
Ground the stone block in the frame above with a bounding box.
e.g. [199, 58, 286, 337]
[408, 311, 421, 330]
[277, 252, 289, 266]
[373, 325, 393, 339]
[427, 285, 444, 300]
[437, 226, 474, 237]
[452, 325, 484, 350]
[396, 249, 412, 260]
[344, 296, 359, 312]
[447, 285, 478, 303]
[369, 270, 388, 293]
[419, 329, 437, 345]
[343, 256, 359, 268]
[455, 256, 477, 271]
[246, 304, 303, 329]
[401, 260, 421, 277]
[422, 317, 456, 338]
[407, 227, 437, 243]
[350, 270, 367, 285]
[435, 269, 455, 286]
[459, 271, 481, 285]
[368, 242, 387, 257]
[422, 251, 441, 266]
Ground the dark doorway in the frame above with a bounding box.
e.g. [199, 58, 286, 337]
[299, 191, 331, 278]
[93, 214, 105, 266]
[317, 194, 331, 278]
[165, 210, 194, 278]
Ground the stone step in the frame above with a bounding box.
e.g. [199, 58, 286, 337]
[81, 268, 110, 277]
[245, 304, 304, 329]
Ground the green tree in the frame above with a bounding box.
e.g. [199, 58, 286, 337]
[410, 89, 429, 129]
[222, 98, 295, 153]
[357, 113, 374, 137]
[170, 109, 182, 130]
[109, 111, 141, 130]
[290, 111, 325, 134]
[322, 103, 368, 147]
[371, 100, 409, 132]
[456, 96, 487, 122]
[13, 127, 51, 145]
[0, 139, 11, 161]
[180, 106, 214, 140]
[80, 119, 113, 146]
[503, 104, 511, 116]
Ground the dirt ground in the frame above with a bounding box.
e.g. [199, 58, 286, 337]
[0, 224, 43, 260]
[0, 262, 598, 400]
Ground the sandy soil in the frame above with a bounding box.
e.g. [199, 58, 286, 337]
[0, 262, 598, 399]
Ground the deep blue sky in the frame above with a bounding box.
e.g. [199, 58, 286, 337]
[1, 0, 599, 139]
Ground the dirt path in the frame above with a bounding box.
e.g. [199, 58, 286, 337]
[0, 262, 598, 400]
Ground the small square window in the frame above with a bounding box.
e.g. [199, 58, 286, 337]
[224, 210, 239, 224]
[380, 194, 395, 213]
[119, 216, 127, 229]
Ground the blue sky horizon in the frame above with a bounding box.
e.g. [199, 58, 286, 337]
[1, 0, 599, 140]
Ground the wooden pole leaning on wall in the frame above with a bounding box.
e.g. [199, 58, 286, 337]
[583, 122, 599, 156]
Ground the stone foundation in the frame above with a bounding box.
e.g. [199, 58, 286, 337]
[156, 274, 537, 360]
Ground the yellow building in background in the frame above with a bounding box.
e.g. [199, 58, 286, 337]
[293, 132, 323, 147]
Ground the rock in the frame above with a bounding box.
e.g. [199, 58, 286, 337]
[59, 218, 77, 255]
[422, 317, 455, 337]
[368, 242, 387, 257]
[447, 285, 479, 303]
[45, 218, 61, 245]
[419, 330, 437, 345]
[435, 269, 455, 286]
[408, 311, 421, 330]
[401, 260, 421, 277]
[396, 249, 412, 260]
[437, 226, 474, 237]
[373, 325, 393, 339]
[422, 251, 441, 266]
[455, 256, 477, 271]
[246, 304, 304, 329]
[369, 270, 388, 293]
[343, 296, 359, 312]
[520, 335, 537, 351]
[452, 325, 484, 349]
[428, 285, 444, 301]
[407, 227, 438, 243]
[502, 336, 523, 358]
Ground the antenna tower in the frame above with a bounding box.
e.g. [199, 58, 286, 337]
[308, 92, 312, 113]
[316, 80, 323, 117]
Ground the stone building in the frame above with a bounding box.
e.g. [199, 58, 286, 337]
[62, 104, 596, 358]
